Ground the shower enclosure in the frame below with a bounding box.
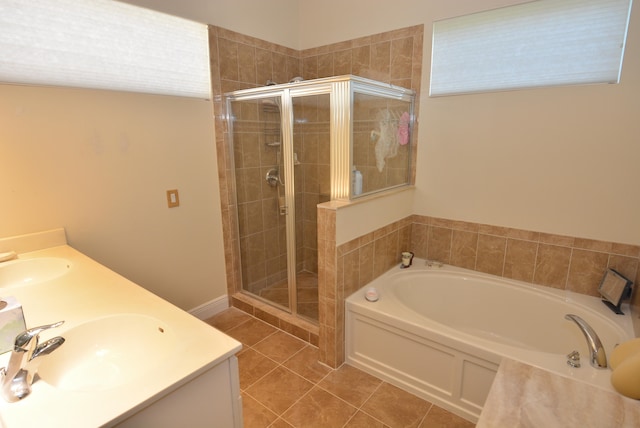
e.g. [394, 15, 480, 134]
[226, 75, 414, 323]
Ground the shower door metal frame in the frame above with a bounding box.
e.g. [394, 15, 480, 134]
[280, 88, 296, 314]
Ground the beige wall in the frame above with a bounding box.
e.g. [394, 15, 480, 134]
[297, 0, 530, 49]
[0, 85, 226, 311]
[335, 189, 415, 245]
[119, 0, 300, 49]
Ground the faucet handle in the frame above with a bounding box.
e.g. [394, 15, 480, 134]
[566, 350, 581, 368]
[14, 321, 64, 349]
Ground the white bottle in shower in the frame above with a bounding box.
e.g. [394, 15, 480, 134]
[352, 167, 363, 196]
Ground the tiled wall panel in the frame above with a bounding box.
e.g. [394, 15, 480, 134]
[410, 215, 640, 298]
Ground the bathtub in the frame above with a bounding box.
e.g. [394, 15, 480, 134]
[345, 259, 634, 423]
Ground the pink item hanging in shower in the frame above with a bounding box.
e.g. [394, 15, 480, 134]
[397, 111, 410, 145]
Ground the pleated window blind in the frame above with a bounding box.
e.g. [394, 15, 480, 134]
[0, 0, 211, 99]
[430, 0, 633, 96]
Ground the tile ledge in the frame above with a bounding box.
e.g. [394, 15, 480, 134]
[318, 186, 415, 211]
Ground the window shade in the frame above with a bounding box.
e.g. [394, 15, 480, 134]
[0, 0, 211, 99]
[430, 0, 633, 96]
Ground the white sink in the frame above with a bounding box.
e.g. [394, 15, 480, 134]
[37, 314, 176, 392]
[0, 258, 71, 288]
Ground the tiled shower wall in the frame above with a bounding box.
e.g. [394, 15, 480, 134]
[320, 211, 640, 367]
[210, 24, 425, 349]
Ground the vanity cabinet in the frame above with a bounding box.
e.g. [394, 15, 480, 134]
[114, 356, 242, 427]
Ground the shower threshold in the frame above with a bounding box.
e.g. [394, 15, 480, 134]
[258, 271, 318, 323]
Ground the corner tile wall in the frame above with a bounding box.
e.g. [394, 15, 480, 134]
[300, 25, 423, 185]
[299, 25, 423, 92]
[317, 206, 338, 365]
[318, 200, 414, 367]
[309, 24, 425, 367]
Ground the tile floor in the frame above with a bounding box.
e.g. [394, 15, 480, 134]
[206, 308, 475, 428]
[258, 271, 319, 322]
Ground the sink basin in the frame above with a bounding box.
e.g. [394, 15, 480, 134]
[0, 257, 71, 288]
[37, 314, 176, 391]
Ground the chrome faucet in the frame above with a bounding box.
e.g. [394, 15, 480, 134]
[0, 321, 65, 402]
[564, 314, 607, 369]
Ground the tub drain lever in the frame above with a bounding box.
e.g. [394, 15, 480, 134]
[566, 350, 581, 368]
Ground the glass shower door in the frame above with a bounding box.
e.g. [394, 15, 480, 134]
[230, 96, 291, 311]
[290, 93, 330, 321]
[229, 90, 331, 324]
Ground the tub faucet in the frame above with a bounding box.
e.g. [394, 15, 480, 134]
[0, 321, 65, 402]
[564, 314, 607, 369]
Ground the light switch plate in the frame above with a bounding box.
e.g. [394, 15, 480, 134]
[166, 189, 179, 208]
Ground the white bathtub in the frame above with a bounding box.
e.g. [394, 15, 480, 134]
[345, 259, 634, 423]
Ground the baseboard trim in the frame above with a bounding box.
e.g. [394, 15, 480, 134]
[188, 295, 229, 320]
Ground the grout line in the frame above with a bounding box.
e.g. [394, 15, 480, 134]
[360, 378, 383, 408]
[473, 230, 480, 272]
[251, 330, 278, 349]
[346, 381, 389, 427]
[275, 374, 316, 424]
[417, 402, 435, 427]
[241, 388, 279, 419]
[238, 351, 279, 391]
[532, 240, 541, 284]
[565, 247, 574, 290]
[305, 381, 386, 428]
[500, 236, 508, 277]
[241, 330, 327, 423]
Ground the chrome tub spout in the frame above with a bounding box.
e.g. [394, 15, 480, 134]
[564, 314, 607, 369]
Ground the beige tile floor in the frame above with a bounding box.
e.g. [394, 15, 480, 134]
[206, 308, 475, 428]
[258, 271, 319, 322]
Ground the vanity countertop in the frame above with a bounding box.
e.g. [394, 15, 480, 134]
[0, 230, 241, 427]
[477, 358, 640, 427]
